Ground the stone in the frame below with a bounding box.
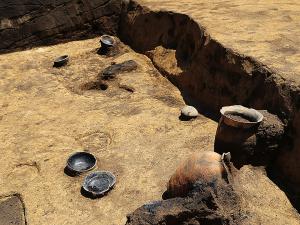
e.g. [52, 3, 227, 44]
[0, 195, 26, 225]
[101, 60, 138, 80]
[181, 105, 198, 118]
[126, 179, 242, 225]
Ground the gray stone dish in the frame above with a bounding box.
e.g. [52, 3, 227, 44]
[82, 171, 116, 197]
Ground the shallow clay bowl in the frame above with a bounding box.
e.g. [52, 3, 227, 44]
[100, 35, 115, 48]
[67, 152, 96, 174]
[220, 105, 263, 129]
[53, 55, 69, 67]
[82, 171, 116, 197]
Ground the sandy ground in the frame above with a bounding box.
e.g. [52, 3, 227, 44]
[0, 38, 218, 225]
[140, 0, 300, 83]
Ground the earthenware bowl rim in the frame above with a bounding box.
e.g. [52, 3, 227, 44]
[54, 55, 69, 63]
[82, 171, 116, 195]
[100, 35, 115, 46]
[66, 151, 97, 173]
[220, 105, 264, 128]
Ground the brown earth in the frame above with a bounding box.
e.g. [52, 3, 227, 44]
[133, 1, 300, 196]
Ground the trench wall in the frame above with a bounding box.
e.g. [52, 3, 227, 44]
[119, 1, 300, 188]
[0, 0, 122, 52]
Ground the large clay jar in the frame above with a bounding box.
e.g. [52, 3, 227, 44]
[164, 151, 225, 199]
[214, 105, 264, 168]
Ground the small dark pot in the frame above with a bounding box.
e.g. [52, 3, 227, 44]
[99, 35, 115, 55]
[66, 152, 96, 175]
[53, 55, 69, 67]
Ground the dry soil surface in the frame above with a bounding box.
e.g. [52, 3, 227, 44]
[0, 37, 299, 225]
[0, 38, 218, 225]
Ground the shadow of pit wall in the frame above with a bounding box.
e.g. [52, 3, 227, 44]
[118, 0, 296, 122]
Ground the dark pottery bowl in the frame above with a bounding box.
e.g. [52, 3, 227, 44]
[66, 152, 96, 174]
[53, 55, 69, 67]
[82, 171, 116, 197]
[100, 35, 115, 48]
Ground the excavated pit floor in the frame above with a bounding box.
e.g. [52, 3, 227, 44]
[0, 38, 218, 225]
[0, 37, 299, 225]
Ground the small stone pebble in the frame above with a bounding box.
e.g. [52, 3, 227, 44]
[181, 106, 198, 118]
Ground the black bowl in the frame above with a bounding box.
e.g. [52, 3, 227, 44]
[100, 35, 115, 48]
[66, 152, 96, 174]
[82, 171, 116, 197]
[53, 55, 69, 67]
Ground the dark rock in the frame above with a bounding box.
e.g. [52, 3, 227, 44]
[126, 180, 244, 225]
[101, 60, 138, 80]
[254, 110, 285, 164]
[126, 163, 300, 225]
[0, 194, 26, 225]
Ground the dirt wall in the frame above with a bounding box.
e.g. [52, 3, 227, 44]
[0, 0, 122, 52]
[119, 0, 300, 190]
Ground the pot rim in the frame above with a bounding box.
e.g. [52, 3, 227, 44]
[220, 105, 264, 128]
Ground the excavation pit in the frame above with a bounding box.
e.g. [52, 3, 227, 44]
[0, 37, 221, 225]
[0, 0, 300, 224]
